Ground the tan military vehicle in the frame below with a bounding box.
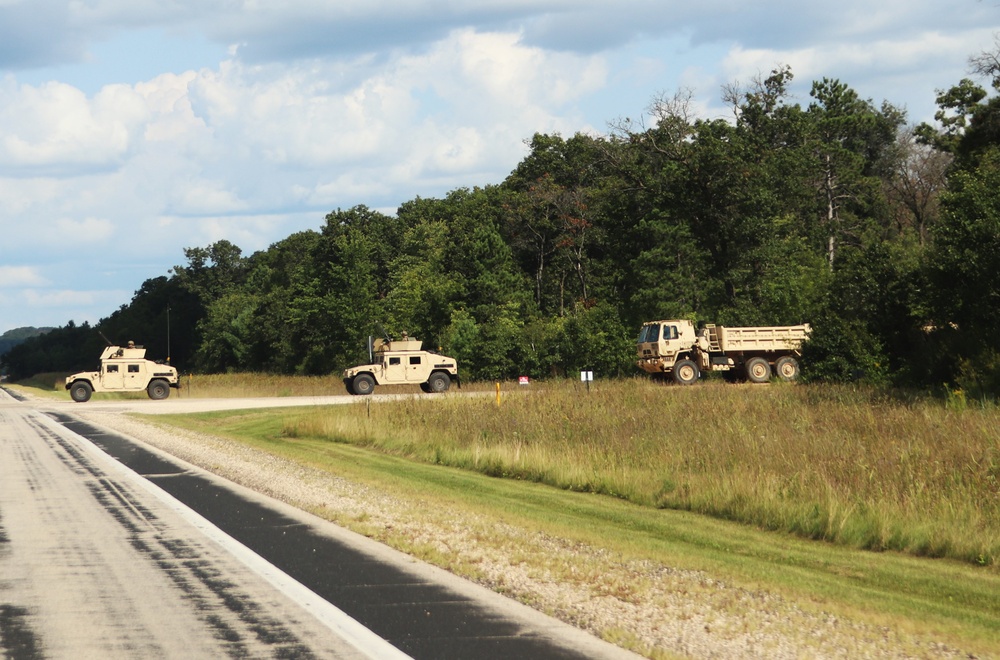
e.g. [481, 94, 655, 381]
[65, 343, 179, 402]
[637, 320, 811, 385]
[343, 335, 459, 395]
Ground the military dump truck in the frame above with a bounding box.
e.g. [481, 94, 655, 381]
[343, 336, 459, 395]
[637, 320, 811, 385]
[65, 343, 179, 402]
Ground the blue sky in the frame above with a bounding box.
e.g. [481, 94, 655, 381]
[0, 0, 996, 334]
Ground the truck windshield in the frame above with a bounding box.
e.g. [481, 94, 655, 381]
[637, 324, 661, 343]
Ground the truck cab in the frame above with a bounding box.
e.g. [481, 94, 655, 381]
[636, 320, 699, 375]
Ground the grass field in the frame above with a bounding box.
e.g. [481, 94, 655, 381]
[272, 379, 1000, 569]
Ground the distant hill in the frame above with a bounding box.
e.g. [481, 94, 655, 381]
[0, 327, 55, 357]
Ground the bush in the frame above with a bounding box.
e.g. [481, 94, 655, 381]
[800, 311, 888, 384]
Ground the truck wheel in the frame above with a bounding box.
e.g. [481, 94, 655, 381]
[774, 356, 800, 381]
[672, 359, 700, 385]
[147, 380, 170, 400]
[70, 381, 92, 403]
[427, 372, 450, 393]
[745, 357, 772, 383]
[352, 374, 376, 396]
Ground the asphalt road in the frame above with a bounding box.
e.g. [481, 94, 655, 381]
[0, 389, 640, 660]
[0, 390, 400, 659]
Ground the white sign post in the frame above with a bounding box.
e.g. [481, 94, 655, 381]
[580, 370, 593, 392]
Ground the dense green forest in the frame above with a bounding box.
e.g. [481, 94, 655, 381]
[4, 56, 1000, 395]
[0, 327, 54, 362]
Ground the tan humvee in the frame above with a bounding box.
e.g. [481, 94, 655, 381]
[65, 344, 179, 402]
[343, 337, 459, 395]
[637, 320, 811, 385]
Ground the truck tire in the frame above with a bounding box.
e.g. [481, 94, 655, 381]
[745, 357, 772, 383]
[672, 359, 700, 385]
[147, 379, 170, 400]
[352, 374, 376, 396]
[70, 381, 93, 403]
[774, 356, 800, 381]
[427, 372, 450, 393]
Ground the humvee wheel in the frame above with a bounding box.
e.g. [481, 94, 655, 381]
[352, 374, 376, 396]
[147, 379, 170, 400]
[774, 356, 800, 381]
[427, 372, 450, 393]
[70, 381, 93, 403]
[745, 357, 772, 383]
[419, 382, 432, 393]
[672, 359, 700, 385]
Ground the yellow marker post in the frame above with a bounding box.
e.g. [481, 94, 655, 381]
[496, 382, 501, 406]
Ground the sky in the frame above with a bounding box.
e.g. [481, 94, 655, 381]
[0, 0, 997, 334]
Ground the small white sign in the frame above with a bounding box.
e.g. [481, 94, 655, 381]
[580, 370, 594, 382]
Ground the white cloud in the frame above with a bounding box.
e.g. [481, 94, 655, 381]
[112, 27, 606, 208]
[0, 265, 47, 287]
[53, 216, 115, 243]
[0, 175, 62, 215]
[23, 288, 96, 307]
[0, 79, 147, 171]
[136, 71, 208, 143]
[715, 25, 999, 122]
[170, 180, 248, 215]
[721, 29, 989, 86]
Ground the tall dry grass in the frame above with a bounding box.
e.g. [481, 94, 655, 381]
[282, 379, 1000, 567]
[178, 372, 349, 398]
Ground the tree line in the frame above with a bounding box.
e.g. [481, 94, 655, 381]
[5, 54, 1000, 395]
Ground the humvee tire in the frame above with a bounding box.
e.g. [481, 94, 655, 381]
[147, 379, 170, 400]
[70, 381, 93, 403]
[352, 374, 376, 396]
[427, 372, 450, 393]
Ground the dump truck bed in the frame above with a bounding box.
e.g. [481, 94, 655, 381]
[704, 324, 811, 353]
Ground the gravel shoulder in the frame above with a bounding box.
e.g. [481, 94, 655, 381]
[58, 403, 984, 660]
